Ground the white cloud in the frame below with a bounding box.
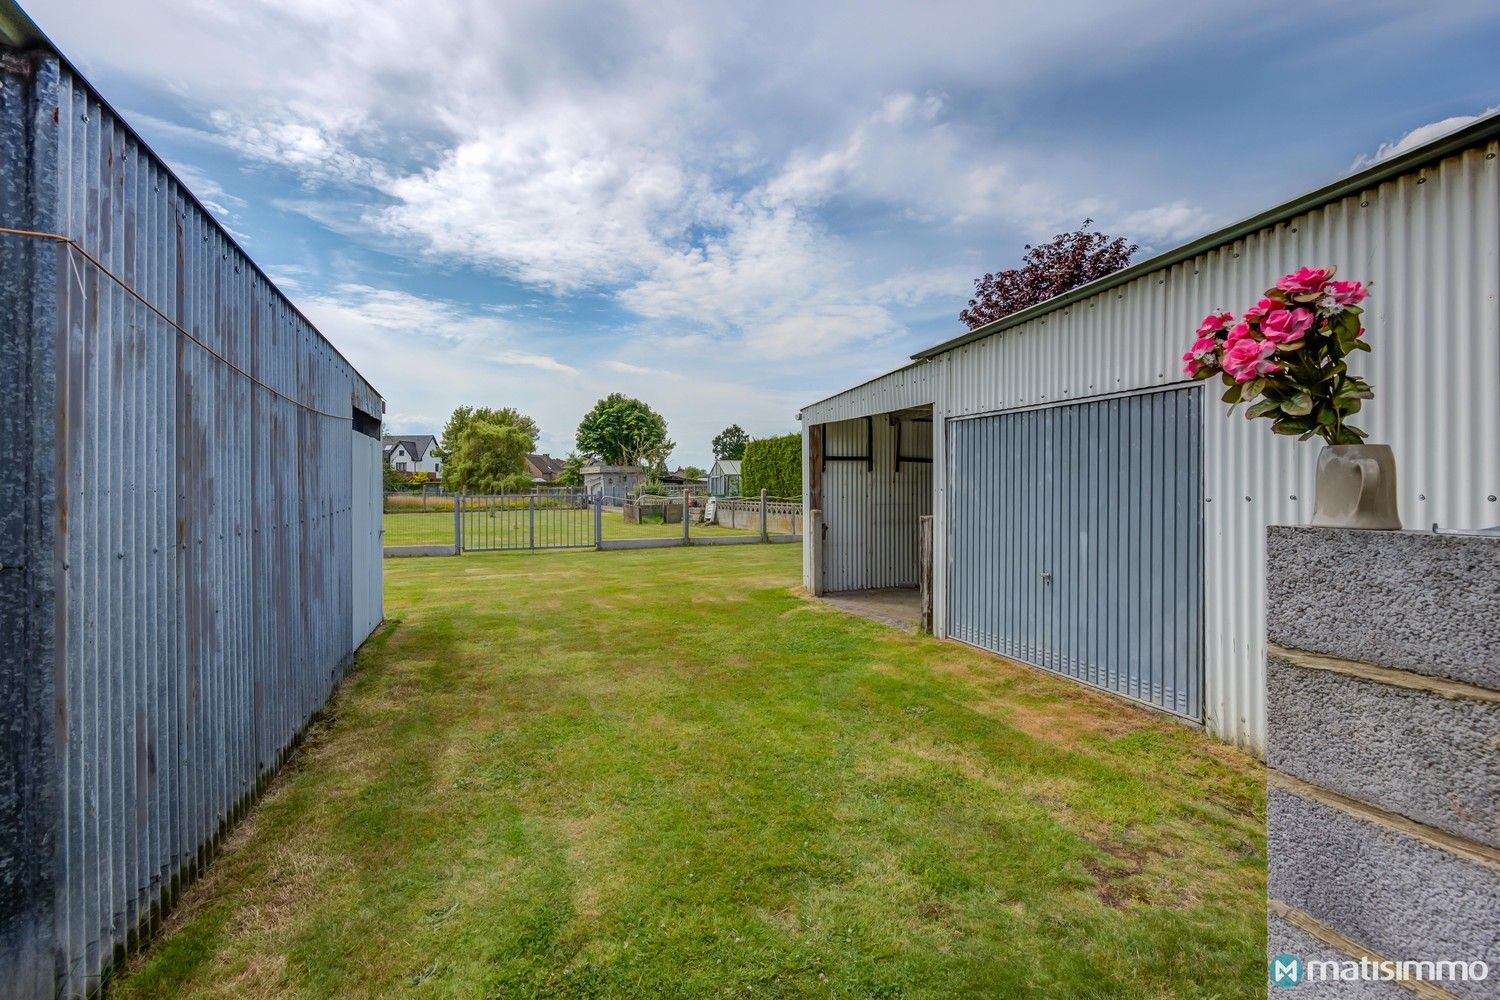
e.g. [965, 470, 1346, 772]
[28, 0, 1500, 464]
[604, 360, 674, 377]
[1351, 107, 1500, 170]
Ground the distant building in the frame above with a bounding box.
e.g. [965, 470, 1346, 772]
[660, 467, 708, 489]
[526, 453, 567, 484]
[383, 434, 442, 477]
[582, 464, 645, 502]
[708, 459, 742, 497]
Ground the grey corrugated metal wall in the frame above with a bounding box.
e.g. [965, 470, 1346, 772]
[0, 44, 384, 997]
[946, 388, 1203, 719]
[821, 416, 932, 592]
[802, 132, 1500, 754]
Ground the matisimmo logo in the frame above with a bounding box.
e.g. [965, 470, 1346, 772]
[1270, 953, 1489, 988]
[1270, 954, 1301, 988]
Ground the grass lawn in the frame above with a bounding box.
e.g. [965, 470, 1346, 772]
[385, 509, 759, 547]
[113, 545, 1266, 999]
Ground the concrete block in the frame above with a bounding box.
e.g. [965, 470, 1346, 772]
[384, 544, 457, 558]
[1268, 783, 1500, 999]
[1267, 653, 1500, 849]
[1268, 914, 1412, 999]
[1266, 526, 1500, 688]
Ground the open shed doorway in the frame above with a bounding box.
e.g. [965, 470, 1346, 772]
[809, 406, 934, 606]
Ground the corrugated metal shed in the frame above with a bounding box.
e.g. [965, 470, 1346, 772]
[0, 5, 385, 993]
[801, 117, 1500, 756]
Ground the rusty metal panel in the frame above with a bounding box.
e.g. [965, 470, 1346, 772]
[1, 41, 384, 996]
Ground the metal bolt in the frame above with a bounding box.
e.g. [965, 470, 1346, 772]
[1244, 496, 1252, 502]
[1289, 494, 1297, 501]
[1418, 493, 1426, 501]
[1489, 495, 1497, 502]
[1361, 201, 1369, 207]
[1417, 177, 1426, 184]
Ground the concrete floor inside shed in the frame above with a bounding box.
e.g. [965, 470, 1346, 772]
[819, 587, 922, 633]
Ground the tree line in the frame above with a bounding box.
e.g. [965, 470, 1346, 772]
[390, 398, 797, 496]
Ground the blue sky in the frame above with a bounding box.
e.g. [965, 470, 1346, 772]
[25, 0, 1500, 468]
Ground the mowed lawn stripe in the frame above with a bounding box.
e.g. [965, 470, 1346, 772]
[113, 544, 1265, 999]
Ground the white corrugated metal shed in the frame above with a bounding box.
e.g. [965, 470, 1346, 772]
[801, 113, 1500, 756]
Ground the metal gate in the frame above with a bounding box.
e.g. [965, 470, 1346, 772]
[946, 387, 1203, 719]
[458, 493, 597, 551]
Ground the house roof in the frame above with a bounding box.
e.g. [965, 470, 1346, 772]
[526, 453, 566, 481]
[712, 460, 742, 476]
[382, 434, 438, 461]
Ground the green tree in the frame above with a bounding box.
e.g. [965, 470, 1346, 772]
[437, 405, 539, 460]
[741, 433, 801, 498]
[382, 463, 408, 494]
[438, 405, 539, 494]
[711, 424, 750, 461]
[557, 453, 587, 488]
[680, 465, 707, 480]
[576, 394, 673, 468]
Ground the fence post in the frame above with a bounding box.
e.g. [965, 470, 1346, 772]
[529, 494, 536, 550]
[918, 515, 933, 634]
[594, 493, 603, 550]
[759, 488, 769, 543]
[453, 493, 463, 554]
[682, 490, 691, 544]
[809, 509, 824, 596]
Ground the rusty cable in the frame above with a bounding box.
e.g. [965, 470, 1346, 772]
[0, 226, 355, 421]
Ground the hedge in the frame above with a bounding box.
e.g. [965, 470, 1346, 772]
[741, 433, 801, 498]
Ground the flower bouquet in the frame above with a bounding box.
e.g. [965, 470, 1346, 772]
[1182, 266, 1372, 445]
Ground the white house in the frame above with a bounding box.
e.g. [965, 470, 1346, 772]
[708, 459, 742, 497]
[383, 434, 443, 477]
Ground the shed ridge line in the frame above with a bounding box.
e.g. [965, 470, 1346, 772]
[1, 226, 353, 421]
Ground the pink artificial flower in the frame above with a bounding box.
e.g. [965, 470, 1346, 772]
[1181, 335, 1220, 375]
[1225, 321, 1253, 343]
[1196, 311, 1234, 337]
[1222, 337, 1280, 383]
[1327, 280, 1367, 305]
[1261, 308, 1314, 345]
[1243, 297, 1280, 322]
[1275, 266, 1334, 296]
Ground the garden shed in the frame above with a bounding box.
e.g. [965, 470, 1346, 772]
[708, 459, 742, 497]
[801, 113, 1500, 756]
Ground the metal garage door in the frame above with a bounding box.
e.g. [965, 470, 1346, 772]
[947, 387, 1202, 719]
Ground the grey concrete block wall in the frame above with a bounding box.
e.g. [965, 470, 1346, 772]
[1266, 526, 1500, 688]
[1268, 784, 1500, 998]
[1266, 652, 1500, 849]
[1267, 526, 1500, 999]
